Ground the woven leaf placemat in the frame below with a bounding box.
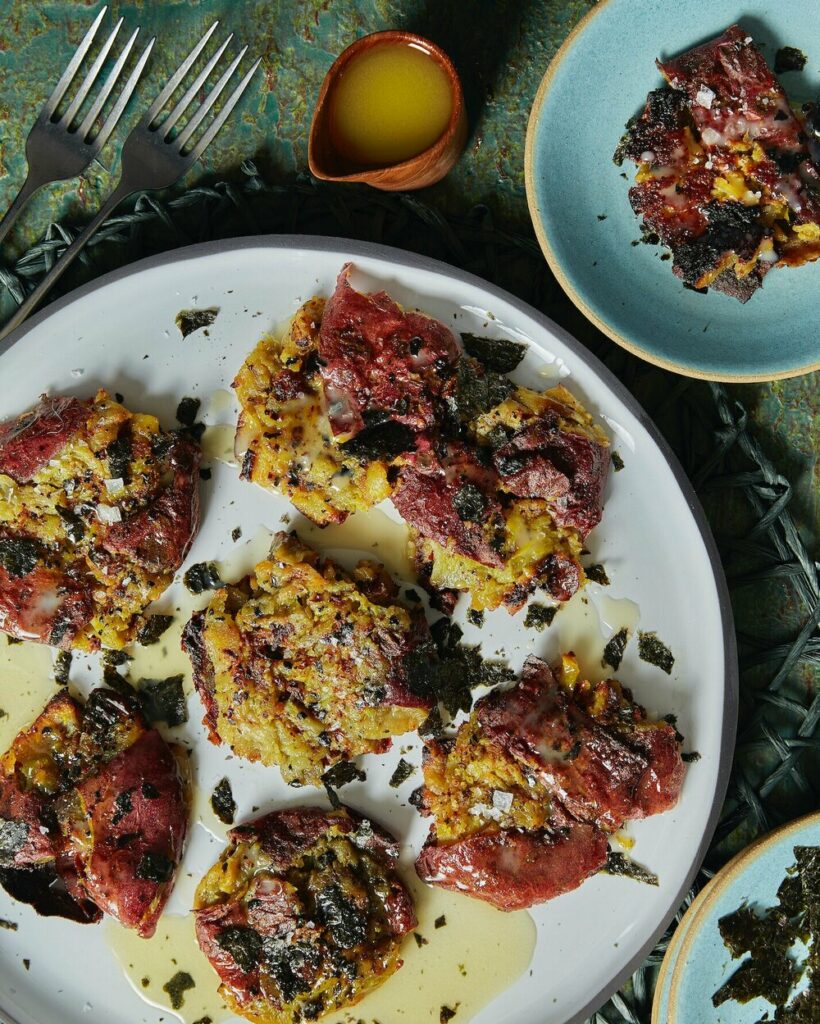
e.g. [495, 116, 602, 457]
[1, 164, 818, 1024]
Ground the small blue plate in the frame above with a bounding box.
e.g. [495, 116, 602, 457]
[525, 0, 820, 381]
[653, 812, 820, 1023]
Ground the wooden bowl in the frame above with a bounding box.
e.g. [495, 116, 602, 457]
[308, 30, 468, 192]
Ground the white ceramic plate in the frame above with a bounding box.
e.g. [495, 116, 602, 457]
[0, 237, 736, 1024]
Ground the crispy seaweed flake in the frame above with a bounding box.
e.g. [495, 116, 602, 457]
[135, 851, 174, 883]
[262, 937, 318, 1003]
[106, 434, 132, 482]
[0, 919, 17, 930]
[183, 562, 225, 594]
[585, 563, 610, 586]
[175, 307, 219, 339]
[448, 357, 516, 426]
[638, 631, 675, 674]
[111, 789, 134, 827]
[216, 926, 262, 973]
[136, 615, 174, 646]
[414, 932, 428, 948]
[682, 750, 701, 763]
[163, 971, 195, 1010]
[461, 333, 526, 373]
[389, 759, 414, 788]
[419, 707, 445, 740]
[339, 421, 415, 462]
[453, 482, 486, 522]
[316, 883, 367, 949]
[775, 46, 807, 73]
[54, 651, 72, 686]
[603, 851, 658, 886]
[175, 397, 201, 427]
[102, 648, 130, 668]
[603, 627, 629, 671]
[210, 777, 236, 825]
[0, 538, 39, 578]
[467, 608, 484, 628]
[322, 762, 366, 795]
[435, 915, 447, 928]
[524, 604, 556, 631]
[440, 1007, 458, 1023]
[138, 675, 187, 726]
[231, 526, 242, 542]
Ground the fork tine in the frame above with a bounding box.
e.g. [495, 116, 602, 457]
[175, 45, 247, 150]
[42, 6, 108, 119]
[78, 26, 140, 140]
[159, 34, 233, 139]
[92, 37, 155, 150]
[59, 17, 123, 128]
[185, 57, 261, 161]
[145, 21, 219, 125]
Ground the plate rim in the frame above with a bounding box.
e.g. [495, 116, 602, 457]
[661, 808, 820, 1023]
[0, 234, 739, 1024]
[523, 0, 820, 384]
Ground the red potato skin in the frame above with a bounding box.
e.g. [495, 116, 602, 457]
[66, 729, 188, 937]
[0, 564, 94, 648]
[478, 657, 684, 830]
[392, 441, 506, 568]
[101, 434, 201, 573]
[0, 396, 89, 483]
[318, 264, 459, 438]
[415, 823, 609, 912]
[494, 423, 609, 539]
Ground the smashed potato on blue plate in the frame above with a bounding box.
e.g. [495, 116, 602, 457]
[182, 532, 432, 787]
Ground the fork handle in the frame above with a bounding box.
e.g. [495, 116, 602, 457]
[0, 172, 49, 250]
[0, 181, 134, 345]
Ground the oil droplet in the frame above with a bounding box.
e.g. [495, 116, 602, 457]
[201, 424, 238, 467]
[597, 594, 640, 636]
[203, 389, 235, 419]
[293, 506, 414, 582]
[555, 590, 606, 680]
[324, 872, 536, 1023]
[0, 635, 57, 750]
[105, 914, 230, 1024]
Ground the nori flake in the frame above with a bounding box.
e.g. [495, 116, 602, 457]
[418, 706, 445, 740]
[56, 505, 85, 542]
[0, 919, 17, 930]
[602, 627, 629, 671]
[585, 563, 610, 585]
[210, 777, 236, 825]
[447, 357, 516, 425]
[231, 526, 242, 542]
[54, 651, 71, 686]
[216, 926, 263, 973]
[322, 761, 366, 790]
[0, 538, 39, 578]
[136, 615, 174, 646]
[453, 482, 487, 522]
[316, 883, 367, 948]
[183, 562, 225, 594]
[603, 851, 659, 886]
[389, 759, 414, 788]
[524, 604, 556, 631]
[135, 851, 174, 883]
[682, 750, 701, 763]
[774, 46, 807, 73]
[138, 675, 188, 726]
[163, 971, 195, 1010]
[175, 307, 220, 338]
[461, 333, 526, 373]
[637, 631, 674, 674]
[466, 608, 484, 628]
[175, 397, 201, 427]
[111, 789, 133, 826]
[106, 434, 132, 482]
[440, 1007, 458, 1023]
[435, 915, 447, 928]
[340, 421, 415, 463]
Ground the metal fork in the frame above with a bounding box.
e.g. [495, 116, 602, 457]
[0, 6, 153, 249]
[0, 23, 261, 344]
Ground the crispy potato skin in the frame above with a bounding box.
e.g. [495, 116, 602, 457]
[415, 655, 684, 910]
[0, 688, 188, 934]
[182, 533, 432, 786]
[0, 391, 201, 650]
[194, 807, 415, 1024]
[233, 297, 392, 526]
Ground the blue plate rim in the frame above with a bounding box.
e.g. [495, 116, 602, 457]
[661, 809, 820, 1023]
[523, 0, 820, 384]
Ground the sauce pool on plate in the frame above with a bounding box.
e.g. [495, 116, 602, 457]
[328, 42, 453, 167]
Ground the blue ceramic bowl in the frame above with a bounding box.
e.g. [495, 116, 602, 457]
[525, 0, 820, 381]
[653, 812, 820, 1023]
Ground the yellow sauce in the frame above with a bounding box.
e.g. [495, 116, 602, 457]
[0, 634, 56, 750]
[329, 43, 453, 167]
[105, 870, 536, 1024]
